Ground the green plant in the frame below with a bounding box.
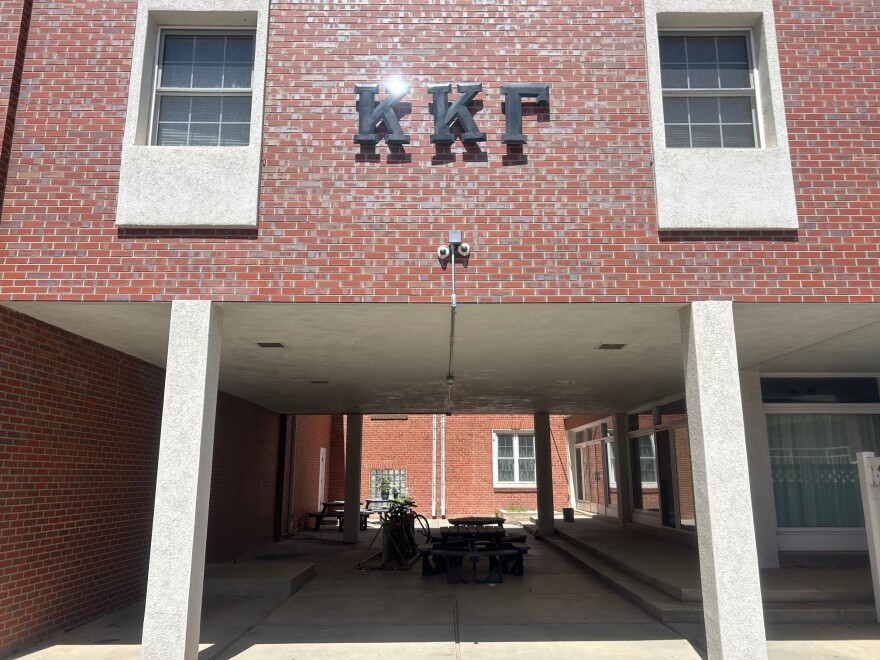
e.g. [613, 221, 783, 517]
[506, 504, 530, 513]
[376, 476, 392, 492]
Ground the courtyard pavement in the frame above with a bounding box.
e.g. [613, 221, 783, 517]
[9, 525, 880, 659]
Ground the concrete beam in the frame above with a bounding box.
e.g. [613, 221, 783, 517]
[681, 301, 767, 660]
[142, 300, 222, 660]
[535, 412, 555, 537]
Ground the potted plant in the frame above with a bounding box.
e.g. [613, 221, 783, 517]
[376, 476, 392, 500]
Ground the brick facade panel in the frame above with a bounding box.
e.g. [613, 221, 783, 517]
[0, 1, 876, 302]
[361, 414, 569, 518]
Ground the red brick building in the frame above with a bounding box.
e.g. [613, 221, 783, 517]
[1, 1, 879, 658]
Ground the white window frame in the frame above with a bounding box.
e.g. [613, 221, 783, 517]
[492, 430, 537, 488]
[659, 29, 761, 149]
[149, 28, 256, 147]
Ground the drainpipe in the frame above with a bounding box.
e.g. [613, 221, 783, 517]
[441, 413, 447, 518]
[432, 414, 438, 518]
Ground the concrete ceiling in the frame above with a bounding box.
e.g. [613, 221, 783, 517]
[4, 301, 880, 415]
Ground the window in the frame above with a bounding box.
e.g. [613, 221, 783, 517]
[369, 469, 407, 499]
[493, 431, 536, 487]
[152, 31, 255, 146]
[660, 33, 757, 148]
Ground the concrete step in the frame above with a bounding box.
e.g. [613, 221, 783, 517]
[526, 525, 877, 624]
[526, 524, 703, 624]
[203, 560, 315, 597]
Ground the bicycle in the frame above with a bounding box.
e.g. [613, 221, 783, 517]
[381, 498, 432, 567]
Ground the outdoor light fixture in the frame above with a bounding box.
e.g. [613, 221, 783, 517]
[434, 230, 473, 415]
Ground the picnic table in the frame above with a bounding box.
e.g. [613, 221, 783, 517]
[424, 517, 529, 583]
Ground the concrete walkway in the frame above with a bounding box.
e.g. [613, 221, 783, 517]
[10, 525, 880, 659]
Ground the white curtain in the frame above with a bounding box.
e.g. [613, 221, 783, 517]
[767, 413, 880, 527]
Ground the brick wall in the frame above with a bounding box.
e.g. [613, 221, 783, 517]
[361, 414, 569, 518]
[0, 305, 164, 656]
[0, 1, 876, 303]
[0, 305, 292, 653]
[205, 393, 282, 562]
[289, 415, 336, 530]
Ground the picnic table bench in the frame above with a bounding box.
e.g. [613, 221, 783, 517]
[307, 501, 355, 530]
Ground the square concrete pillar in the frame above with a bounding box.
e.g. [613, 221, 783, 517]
[343, 413, 363, 544]
[534, 412, 555, 537]
[142, 301, 222, 660]
[612, 412, 632, 524]
[681, 301, 767, 660]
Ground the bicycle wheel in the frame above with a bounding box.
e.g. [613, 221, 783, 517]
[412, 513, 432, 545]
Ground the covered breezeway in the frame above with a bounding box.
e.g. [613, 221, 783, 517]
[4, 300, 880, 660]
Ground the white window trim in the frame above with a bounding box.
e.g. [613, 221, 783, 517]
[492, 430, 537, 488]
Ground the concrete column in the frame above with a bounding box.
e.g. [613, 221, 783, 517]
[142, 301, 222, 660]
[681, 301, 767, 660]
[740, 370, 780, 568]
[612, 412, 632, 524]
[534, 412, 555, 537]
[343, 413, 363, 544]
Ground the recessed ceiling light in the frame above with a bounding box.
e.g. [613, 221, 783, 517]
[256, 342, 285, 348]
[596, 343, 626, 350]
[553, 380, 576, 385]
[309, 380, 330, 385]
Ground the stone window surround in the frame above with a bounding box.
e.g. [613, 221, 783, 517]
[645, 0, 798, 230]
[116, 0, 269, 228]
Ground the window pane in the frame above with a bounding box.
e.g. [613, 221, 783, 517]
[518, 458, 536, 483]
[768, 414, 880, 527]
[691, 124, 722, 147]
[193, 36, 225, 62]
[163, 36, 194, 63]
[192, 62, 224, 88]
[191, 96, 222, 122]
[222, 96, 251, 122]
[220, 124, 250, 146]
[665, 124, 691, 147]
[162, 63, 192, 88]
[719, 97, 753, 123]
[223, 63, 252, 89]
[688, 62, 719, 89]
[722, 124, 756, 148]
[518, 436, 535, 459]
[156, 123, 189, 146]
[158, 96, 191, 122]
[689, 97, 720, 123]
[660, 64, 688, 89]
[716, 36, 748, 63]
[686, 37, 717, 63]
[190, 123, 220, 146]
[226, 36, 255, 63]
[497, 436, 514, 458]
[659, 36, 687, 63]
[498, 458, 515, 482]
[719, 62, 751, 88]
